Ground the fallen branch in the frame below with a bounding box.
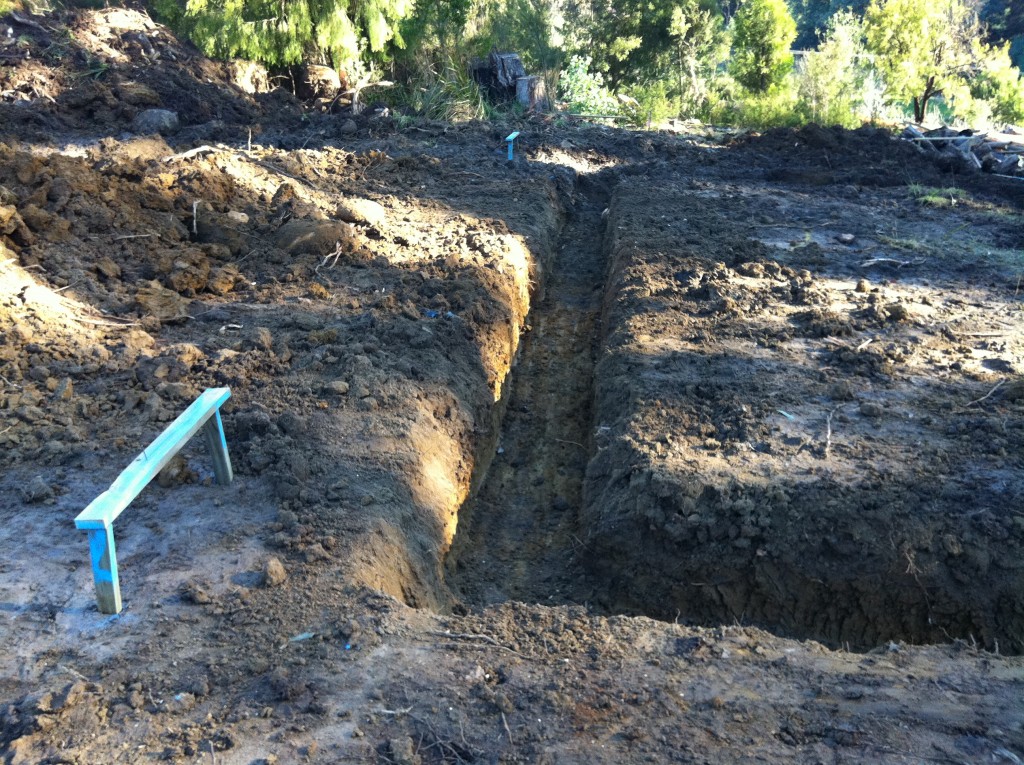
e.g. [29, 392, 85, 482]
[501, 712, 514, 746]
[966, 379, 1005, 408]
[75, 316, 141, 327]
[860, 257, 925, 269]
[823, 406, 841, 459]
[10, 11, 52, 33]
[163, 145, 218, 162]
[554, 438, 586, 449]
[246, 157, 314, 187]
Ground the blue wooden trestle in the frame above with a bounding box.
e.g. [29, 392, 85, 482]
[74, 387, 233, 614]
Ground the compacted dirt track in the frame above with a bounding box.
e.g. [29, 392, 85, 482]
[1, 10, 1024, 762]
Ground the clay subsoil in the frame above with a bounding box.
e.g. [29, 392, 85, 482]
[2, 7, 1024, 765]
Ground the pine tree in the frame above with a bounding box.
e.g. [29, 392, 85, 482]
[178, 0, 413, 69]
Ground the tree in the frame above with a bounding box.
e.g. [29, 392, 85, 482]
[670, 0, 727, 113]
[567, 0, 677, 89]
[970, 42, 1024, 125]
[786, 0, 870, 50]
[176, 0, 413, 69]
[864, 0, 982, 123]
[798, 10, 870, 126]
[730, 0, 797, 93]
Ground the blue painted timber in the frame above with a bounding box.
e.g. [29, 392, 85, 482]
[75, 387, 233, 614]
[506, 131, 520, 161]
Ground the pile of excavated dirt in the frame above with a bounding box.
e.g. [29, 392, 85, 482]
[1, 8, 1023, 763]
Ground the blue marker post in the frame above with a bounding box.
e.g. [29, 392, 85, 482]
[506, 131, 520, 161]
[75, 387, 233, 614]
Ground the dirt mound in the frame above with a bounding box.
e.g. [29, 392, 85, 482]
[0, 5, 296, 142]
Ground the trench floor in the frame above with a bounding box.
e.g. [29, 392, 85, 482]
[446, 184, 608, 608]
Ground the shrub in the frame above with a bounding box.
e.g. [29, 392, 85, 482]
[971, 44, 1024, 126]
[621, 79, 681, 126]
[559, 54, 619, 114]
[730, 0, 798, 93]
[401, 53, 486, 121]
[732, 83, 803, 127]
[797, 11, 871, 128]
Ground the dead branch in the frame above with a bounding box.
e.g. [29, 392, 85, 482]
[823, 406, 841, 459]
[554, 438, 586, 448]
[860, 257, 925, 269]
[10, 11, 52, 33]
[501, 712, 514, 746]
[965, 379, 1005, 408]
[163, 145, 218, 162]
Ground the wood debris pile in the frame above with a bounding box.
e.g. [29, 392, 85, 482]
[902, 124, 1024, 177]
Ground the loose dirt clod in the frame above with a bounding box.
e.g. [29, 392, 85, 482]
[264, 557, 288, 587]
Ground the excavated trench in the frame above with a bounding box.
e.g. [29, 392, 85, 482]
[445, 175, 608, 608]
[436, 167, 1022, 654]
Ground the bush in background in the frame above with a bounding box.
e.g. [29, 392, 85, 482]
[559, 54, 619, 114]
[730, 0, 797, 93]
[796, 10, 871, 127]
[971, 43, 1024, 126]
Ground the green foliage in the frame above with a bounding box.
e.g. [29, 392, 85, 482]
[622, 79, 681, 125]
[982, 0, 1024, 68]
[715, 77, 804, 126]
[908, 184, 969, 208]
[400, 53, 487, 121]
[463, 0, 560, 74]
[796, 10, 870, 127]
[565, 0, 714, 89]
[730, 0, 797, 93]
[787, 0, 869, 49]
[970, 43, 1024, 125]
[670, 0, 728, 115]
[397, 0, 472, 57]
[400, 0, 560, 80]
[166, 0, 413, 69]
[559, 54, 619, 114]
[864, 0, 981, 123]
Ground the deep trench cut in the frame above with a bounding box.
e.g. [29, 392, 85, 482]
[440, 165, 1023, 656]
[445, 176, 610, 608]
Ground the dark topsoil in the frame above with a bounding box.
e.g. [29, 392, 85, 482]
[2, 6, 1024, 765]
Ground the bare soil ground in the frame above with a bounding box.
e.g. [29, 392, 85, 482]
[2, 7, 1024, 765]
